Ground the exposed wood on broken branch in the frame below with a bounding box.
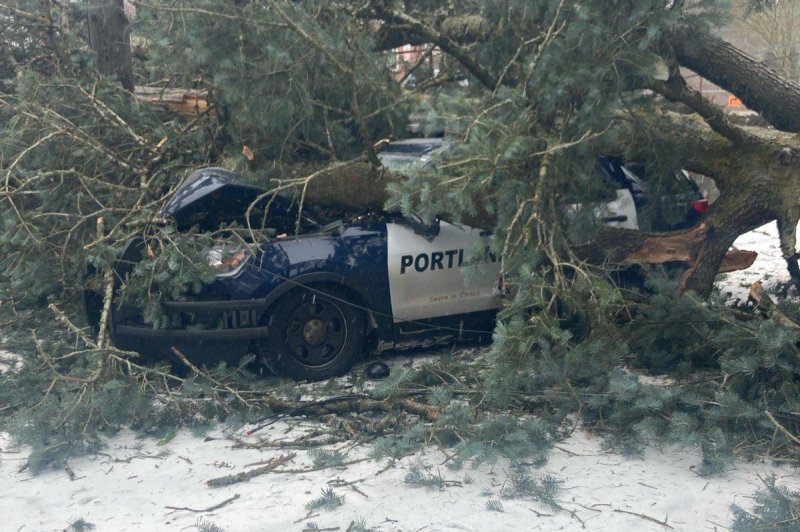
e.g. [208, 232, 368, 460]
[577, 223, 757, 285]
[134, 86, 208, 117]
[749, 281, 800, 330]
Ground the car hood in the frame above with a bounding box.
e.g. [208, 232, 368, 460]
[161, 167, 267, 231]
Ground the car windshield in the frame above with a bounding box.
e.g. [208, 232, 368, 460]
[378, 138, 449, 173]
[379, 154, 427, 172]
[379, 138, 445, 154]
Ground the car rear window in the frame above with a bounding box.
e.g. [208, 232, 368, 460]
[624, 163, 699, 197]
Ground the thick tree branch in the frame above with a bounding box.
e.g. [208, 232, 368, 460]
[370, 13, 491, 51]
[367, 1, 499, 90]
[645, 51, 751, 146]
[668, 20, 800, 133]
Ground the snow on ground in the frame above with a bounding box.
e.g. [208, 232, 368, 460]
[717, 221, 798, 302]
[2, 223, 800, 532]
[1, 423, 798, 532]
[0, 349, 23, 375]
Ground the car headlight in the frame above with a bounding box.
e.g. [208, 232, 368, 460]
[207, 243, 254, 277]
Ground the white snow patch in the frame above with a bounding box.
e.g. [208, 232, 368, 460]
[0, 349, 23, 374]
[1, 425, 797, 531]
[715, 221, 800, 302]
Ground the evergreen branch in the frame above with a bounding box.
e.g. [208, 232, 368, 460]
[645, 50, 750, 146]
[9, 99, 136, 171]
[262, 2, 380, 167]
[765, 410, 800, 447]
[131, 2, 287, 26]
[367, 1, 500, 91]
[348, 68, 381, 168]
[94, 217, 115, 350]
[171, 348, 256, 410]
[2, 130, 63, 190]
[270, 457, 371, 475]
[47, 303, 98, 350]
[0, 126, 61, 240]
[521, 0, 568, 98]
[266, 1, 350, 75]
[236, 432, 347, 450]
[78, 83, 150, 150]
[241, 392, 441, 434]
[462, 99, 514, 142]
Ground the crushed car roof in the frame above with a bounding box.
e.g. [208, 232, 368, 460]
[162, 167, 305, 232]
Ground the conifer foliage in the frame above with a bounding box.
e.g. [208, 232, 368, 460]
[2, 0, 800, 498]
[731, 475, 800, 531]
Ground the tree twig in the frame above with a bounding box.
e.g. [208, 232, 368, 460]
[612, 508, 673, 529]
[165, 493, 241, 512]
[206, 453, 296, 488]
[171, 347, 255, 409]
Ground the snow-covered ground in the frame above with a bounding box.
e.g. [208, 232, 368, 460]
[1, 424, 797, 532]
[1, 222, 799, 532]
[719, 221, 795, 302]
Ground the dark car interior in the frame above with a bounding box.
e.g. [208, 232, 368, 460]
[597, 157, 706, 231]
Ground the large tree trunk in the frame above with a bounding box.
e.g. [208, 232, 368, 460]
[87, 0, 134, 91]
[614, 110, 800, 296]
[668, 22, 800, 134]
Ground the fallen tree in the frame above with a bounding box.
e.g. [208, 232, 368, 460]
[7, 0, 800, 475]
[346, 1, 800, 297]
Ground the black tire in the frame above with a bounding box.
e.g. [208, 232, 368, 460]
[259, 286, 365, 381]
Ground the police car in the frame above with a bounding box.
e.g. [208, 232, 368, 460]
[91, 143, 704, 381]
[91, 166, 506, 381]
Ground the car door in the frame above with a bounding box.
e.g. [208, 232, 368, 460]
[596, 188, 638, 229]
[386, 220, 502, 324]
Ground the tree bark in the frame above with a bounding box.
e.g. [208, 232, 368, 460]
[667, 23, 800, 134]
[369, 7, 800, 134]
[87, 0, 134, 91]
[358, 8, 800, 296]
[616, 110, 800, 296]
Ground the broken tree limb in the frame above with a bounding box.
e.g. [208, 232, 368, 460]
[718, 249, 758, 274]
[206, 453, 297, 488]
[764, 411, 800, 447]
[748, 281, 800, 330]
[577, 223, 757, 283]
[295, 159, 758, 285]
[134, 86, 208, 118]
[394, 397, 440, 421]
[245, 393, 441, 426]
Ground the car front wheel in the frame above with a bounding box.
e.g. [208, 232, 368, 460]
[259, 286, 365, 381]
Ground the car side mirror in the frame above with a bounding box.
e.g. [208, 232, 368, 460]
[408, 214, 440, 239]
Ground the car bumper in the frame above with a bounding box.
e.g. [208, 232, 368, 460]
[114, 298, 270, 342]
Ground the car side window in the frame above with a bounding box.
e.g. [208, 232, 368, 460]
[583, 165, 622, 203]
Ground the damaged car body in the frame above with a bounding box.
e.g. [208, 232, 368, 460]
[86, 167, 503, 381]
[85, 140, 731, 381]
